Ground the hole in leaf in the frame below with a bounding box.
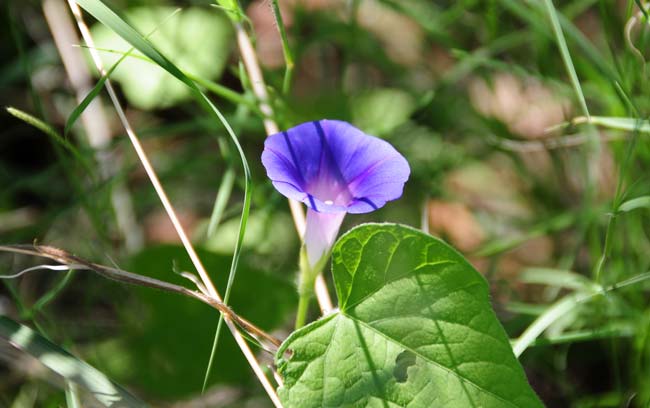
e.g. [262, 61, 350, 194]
[393, 350, 416, 383]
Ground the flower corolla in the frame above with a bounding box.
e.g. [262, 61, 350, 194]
[262, 119, 410, 267]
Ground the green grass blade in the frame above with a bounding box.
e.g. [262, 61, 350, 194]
[65, 381, 82, 408]
[65, 8, 181, 137]
[186, 72, 260, 113]
[541, 0, 590, 118]
[513, 269, 650, 357]
[519, 267, 599, 291]
[215, 0, 244, 23]
[75, 0, 185, 82]
[32, 271, 75, 313]
[512, 292, 586, 357]
[202, 178, 251, 391]
[75, 45, 256, 110]
[207, 166, 236, 238]
[6, 107, 96, 179]
[0, 316, 146, 407]
[618, 196, 650, 213]
[64, 55, 124, 137]
[202, 314, 226, 391]
[9, 384, 37, 408]
[270, 0, 294, 94]
[499, 0, 618, 81]
[555, 116, 650, 133]
[521, 324, 635, 347]
[74, 0, 253, 389]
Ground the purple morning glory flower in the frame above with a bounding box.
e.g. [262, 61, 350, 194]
[262, 120, 410, 267]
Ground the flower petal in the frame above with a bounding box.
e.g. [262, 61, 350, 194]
[262, 119, 410, 214]
[303, 208, 346, 267]
[326, 122, 410, 214]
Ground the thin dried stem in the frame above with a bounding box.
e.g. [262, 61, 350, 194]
[67, 3, 282, 405]
[0, 245, 281, 351]
[234, 22, 333, 313]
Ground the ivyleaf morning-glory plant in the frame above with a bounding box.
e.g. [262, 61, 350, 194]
[263, 121, 542, 407]
[262, 119, 410, 327]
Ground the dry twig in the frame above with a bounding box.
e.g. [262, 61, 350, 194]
[0, 244, 282, 351]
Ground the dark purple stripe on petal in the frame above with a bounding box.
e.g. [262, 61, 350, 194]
[282, 131, 306, 188]
[312, 120, 327, 143]
[313, 121, 331, 183]
[313, 121, 326, 182]
[262, 119, 410, 215]
[356, 197, 378, 210]
[307, 194, 318, 211]
[313, 121, 347, 184]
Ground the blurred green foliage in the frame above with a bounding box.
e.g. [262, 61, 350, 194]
[2, 0, 650, 406]
[95, 245, 297, 399]
[90, 6, 233, 109]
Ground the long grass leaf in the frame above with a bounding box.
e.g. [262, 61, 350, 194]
[498, 0, 618, 81]
[513, 270, 650, 357]
[522, 324, 635, 347]
[73, 0, 252, 291]
[0, 317, 146, 407]
[64, 55, 123, 137]
[542, 0, 590, 118]
[207, 166, 236, 238]
[75, 0, 185, 81]
[75, 44, 256, 110]
[6, 107, 96, 179]
[65, 381, 82, 408]
[519, 268, 599, 291]
[269, 0, 294, 94]
[74, 0, 254, 389]
[551, 116, 650, 133]
[64, 8, 181, 136]
[618, 196, 650, 213]
[32, 271, 76, 313]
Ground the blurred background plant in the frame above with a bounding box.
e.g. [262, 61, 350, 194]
[1, 0, 650, 406]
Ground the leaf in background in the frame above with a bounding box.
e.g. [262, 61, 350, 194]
[98, 246, 296, 399]
[377, 0, 447, 41]
[0, 316, 145, 408]
[387, 122, 460, 178]
[203, 211, 298, 258]
[276, 224, 543, 407]
[351, 88, 417, 136]
[89, 7, 232, 109]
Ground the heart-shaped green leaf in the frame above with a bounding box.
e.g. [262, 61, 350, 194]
[276, 223, 543, 407]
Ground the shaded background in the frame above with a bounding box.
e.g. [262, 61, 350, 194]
[2, 0, 650, 406]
